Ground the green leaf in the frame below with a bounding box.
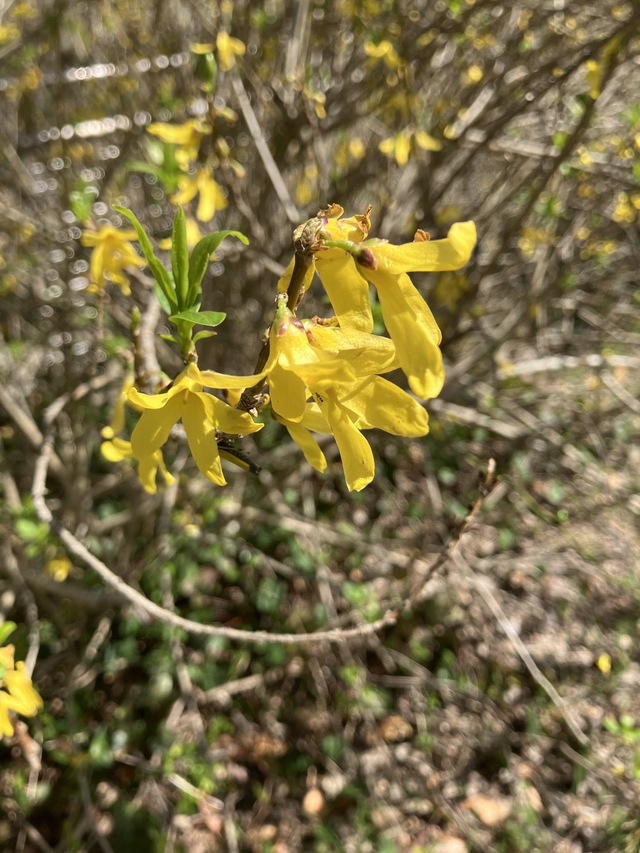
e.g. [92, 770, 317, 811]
[193, 330, 218, 343]
[168, 310, 226, 329]
[159, 334, 179, 344]
[154, 282, 173, 315]
[114, 206, 177, 311]
[0, 621, 16, 646]
[171, 207, 189, 309]
[187, 230, 249, 306]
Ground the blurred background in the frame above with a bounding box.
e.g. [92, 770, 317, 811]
[1, 1, 640, 850]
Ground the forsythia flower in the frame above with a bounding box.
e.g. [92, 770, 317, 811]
[81, 226, 145, 295]
[314, 205, 477, 399]
[147, 120, 211, 167]
[126, 364, 263, 487]
[101, 437, 177, 494]
[171, 170, 228, 222]
[216, 31, 245, 72]
[0, 645, 43, 738]
[222, 304, 429, 491]
[379, 128, 442, 167]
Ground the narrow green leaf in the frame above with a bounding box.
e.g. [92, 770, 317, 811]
[114, 206, 177, 310]
[154, 282, 173, 315]
[187, 230, 249, 306]
[168, 309, 226, 329]
[193, 330, 218, 343]
[171, 207, 189, 309]
[159, 334, 179, 344]
[0, 621, 16, 646]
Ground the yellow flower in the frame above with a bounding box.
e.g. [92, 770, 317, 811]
[216, 31, 246, 72]
[364, 40, 402, 70]
[101, 437, 177, 494]
[147, 120, 211, 165]
[81, 226, 146, 295]
[171, 170, 228, 222]
[278, 367, 431, 491]
[126, 364, 263, 487]
[379, 128, 442, 166]
[584, 59, 603, 99]
[237, 305, 427, 491]
[315, 207, 477, 399]
[45, 558, 72, 582]
[0, 645, 43, 738]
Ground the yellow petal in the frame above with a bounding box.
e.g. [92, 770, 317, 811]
[0, 695, 15, 737]
[4, 663, 43, 716]
[130, 393, 185, 457]
[341, 376, 429, 436]
[182, 392, 227, 485]
[371, 221, 477, 273]
[100, 437, 134, 462]
[365, 269, 445, 399]
[414, 130, 443, 152]
[196, 172, 227, 222]
[395, 132, 411, 167]
[269, 363, 308, 423]
[171, 175, 199, 207]
[280, 418, 328, 473]
[315, 251, 373, 332]
[205, 393, 263, 436]
[199, 369, 267, 390]
[321, 398, 374, 492]
[379, 137, 396, 157]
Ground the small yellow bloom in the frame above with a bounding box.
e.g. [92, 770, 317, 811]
[584, 59, 603, 100]
[315, 207, 477, 399]
[171, 170, 228, 222]
[81, 226, 145, 295]
[45, 558, 72, 582]
[245, 305, 427, 491]
[0, 645, 43, 738]
[364, 40, 402, 70]
[126, 364, 263, 487]
[216, 31, 246, 72]
[147, 120, 211, 164]
[100, 437, 177, 494]
[379, 128, 442, 166]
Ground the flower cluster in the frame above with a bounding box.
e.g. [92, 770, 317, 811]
[101, 204, 476, 492]
[0, 644, 43, 738]
[81, 226, 145, 296]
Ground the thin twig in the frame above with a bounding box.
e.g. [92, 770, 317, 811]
[31, 435, 397, 646]
[231, 73, 300, 224]
[456, 553, 589, 746]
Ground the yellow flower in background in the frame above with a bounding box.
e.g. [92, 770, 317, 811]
[379, 127, 443, 167]
[126, 363, 263, 487]
[100, 437, 177, 494]
[584, 59, 603, 99]
[147, 120, 211, 168]
[171, 170, 228, 222]
[216, 31, 245, 72]
[101, 374, 135, 440]
[81, 226, 145, 295]
[315, 206, 477, 399]
[45, 558, 72, 582]
[0, 645, 43, 738]
[364, 40, 402, 70]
